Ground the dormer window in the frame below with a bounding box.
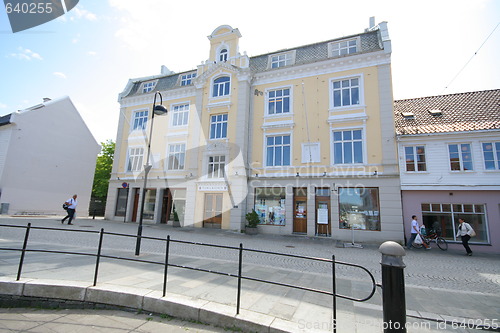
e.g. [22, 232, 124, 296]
[180, 73, 196, 86]
[329, 38, 358, 57]
[270, 52, 293, 68]
[142, 81, 156, 93]
[219, 48, 228, 62]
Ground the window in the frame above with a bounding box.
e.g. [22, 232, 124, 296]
[127, 147, 144, 172]
[333, 129, 363, 164]
[208, 155, 225, 178]
[404, 146, 426, 171]
[167, 144, 185, 170]
[212, 76, 230, 97]
[270, 53, 292, 68]
[268, 88, 290, 115]
[142, 81, 156, 93]
[266, 135, 291, 166]
[448, 144, 473, 171]
[254, 187, 286, 225]
[332, 78, 360, 107]
[132, 110, 148, 131]
[339, 187, 380, 231]
[209, 114, 228, 139]
[180, 73, 196, 86]
[114, 188, 128, 217]
[330, 39, 357, 57]
[219, 48, 228, 62]
[421, 203, 488, 243]
[482, 142, 500, 170]
[171, 103, 189, 127]
[143, 189, 156, 219]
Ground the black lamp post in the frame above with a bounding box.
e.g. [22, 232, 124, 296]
[135, 91, 168, 256]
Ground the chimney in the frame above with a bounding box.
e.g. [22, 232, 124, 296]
[369, 17, 375, 29]
[161, 65, 174, 75]
[43, 98, 51, 102]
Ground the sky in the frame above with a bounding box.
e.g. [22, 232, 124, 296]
[0, 0, 499, 144]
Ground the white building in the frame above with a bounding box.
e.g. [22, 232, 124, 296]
[0, 96, 100, 216]
[395, 89, 500, 253]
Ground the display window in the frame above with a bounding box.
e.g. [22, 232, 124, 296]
[254, 187, 286, 225]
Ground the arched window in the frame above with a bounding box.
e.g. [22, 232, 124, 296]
[212, 76, 230, 97]
[219, 48, 228, 62]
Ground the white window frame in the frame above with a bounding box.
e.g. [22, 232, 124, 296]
[167, 143, 186, 170]
[209, 113, 228, 140]
[142, 81, 156, 93]
[212, 75, 231, 98]
[268, 51, 295, 69]
[448, 143, 474, 171]
[330, 76, 362, 109]
[207, 155, 226, 179]
[482, 141, 500, 171]
[170, 102, 190, 127]
[127, 147, 144, 172]
[404, 145, 427, 172]
[328, 37, 359, 57]
[132, 110, 149, 131]
[266, 86, 292, 116]
[219, 48, 228, 62]
[180, 73, 196, 86]
[265, 133, 292, 167]
[331, 127, 365, 165]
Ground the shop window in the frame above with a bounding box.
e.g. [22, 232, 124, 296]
[115, 188, 128, 216]
[338, 187, 380, 230]
[143, 189, 156, 220]
[254, 187, 286, 225]
[421, 203, 488, 243]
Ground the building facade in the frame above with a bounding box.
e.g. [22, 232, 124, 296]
[0, 96, 100, 216]
[395, 89, 500, 253]
[106, 22, 404, 243]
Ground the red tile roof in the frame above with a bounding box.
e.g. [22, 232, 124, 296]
[394, 89, 500, 135]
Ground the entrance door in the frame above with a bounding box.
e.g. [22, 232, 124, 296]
[315, 187, 331, 236]
[203, 193, 223, 229]
[131, 188, 140, 222]
[161, 189, 173, 224]
[293, 188, 307, 233]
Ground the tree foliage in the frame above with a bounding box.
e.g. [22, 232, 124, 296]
[92, 140, 115, 199]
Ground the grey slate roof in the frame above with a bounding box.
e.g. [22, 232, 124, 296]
[394, 89, 500, 135]
[124, 29, 383, 98]
[0, 114, 12, 127]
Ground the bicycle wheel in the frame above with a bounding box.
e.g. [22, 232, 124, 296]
[436, 237, 448, 251]
[412, 242, 423, 249]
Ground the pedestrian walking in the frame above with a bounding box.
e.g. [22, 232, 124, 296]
[62, 194, 77, 225]
[406, 215, 430, 250]
[456, 218, 474, 256]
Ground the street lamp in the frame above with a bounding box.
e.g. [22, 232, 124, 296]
[135, 91, 168, 256]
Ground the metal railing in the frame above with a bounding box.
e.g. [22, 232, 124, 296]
[0, 223, 377, 332]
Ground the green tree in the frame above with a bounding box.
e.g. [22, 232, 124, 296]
[92, 140, 115, 199]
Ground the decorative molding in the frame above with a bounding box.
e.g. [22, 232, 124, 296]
[328, 113, 368, 124]
[261, 120, 295, 131]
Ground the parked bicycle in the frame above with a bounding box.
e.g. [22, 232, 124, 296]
[413, 229, 448, 251]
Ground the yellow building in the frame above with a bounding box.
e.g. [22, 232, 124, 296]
[106, 21, 403, 243]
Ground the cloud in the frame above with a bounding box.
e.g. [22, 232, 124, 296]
[7, 47, 43, 61]
[87, 51, 97, 56]
[53, 72, 67, 79]
[71, 7, 97, 21]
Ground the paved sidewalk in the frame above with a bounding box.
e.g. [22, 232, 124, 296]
[0, 217, 499, 332]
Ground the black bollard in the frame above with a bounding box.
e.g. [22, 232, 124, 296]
[379, 241, 407, 332]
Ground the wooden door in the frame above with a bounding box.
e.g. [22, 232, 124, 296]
[315, 198, 331, 236]
[131, 188, 140, 222]
[203, 193, 223, 229]
[161, 189, 172, 224]
[293, 188, 307, 233]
